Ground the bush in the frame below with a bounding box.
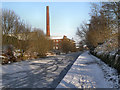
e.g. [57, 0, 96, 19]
[90, 51, 120, 74]
[28, 29, 52, 57]
[114, 54, 120, 73]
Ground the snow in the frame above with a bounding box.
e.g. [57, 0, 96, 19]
[1, 51, 119, 88]
[57, 51, 120, 88]
[0, 56, 5, 58]
[1, 52, 81, 88]
[1, 59, 55, 75]
[94, 36, 118, 53]
[50, 36, 63, 39]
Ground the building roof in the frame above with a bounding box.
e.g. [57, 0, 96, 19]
[50, 36, 63, 40]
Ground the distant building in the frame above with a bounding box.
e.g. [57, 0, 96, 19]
[46, 6, 75, 50]
[8, 32, 33, 41]
[7, 6, 76, 51]
[50, 36, 63, 50]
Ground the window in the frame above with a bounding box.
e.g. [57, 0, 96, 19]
[56, 46, 58, 49]
[53, 47, 55, 49]
[56, 40, 58, 42]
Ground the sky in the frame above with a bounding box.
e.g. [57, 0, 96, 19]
[2, 2, 91, 42]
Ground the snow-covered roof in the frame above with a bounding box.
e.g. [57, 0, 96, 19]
[50, 36, 63, 40]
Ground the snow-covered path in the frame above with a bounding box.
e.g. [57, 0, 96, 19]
[57, 51, 120, 88]
[1, 52, 81, 88]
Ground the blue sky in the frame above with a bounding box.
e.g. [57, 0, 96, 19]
[2, 2, 91, 40]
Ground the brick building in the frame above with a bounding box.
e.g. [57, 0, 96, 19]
[46, 6, 75, 50]
[50, 35, 69, 50]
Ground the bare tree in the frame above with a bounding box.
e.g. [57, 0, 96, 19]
[76, 3, 117, 49]
[2, 9, 31, 53]
[60, 37, 76, 54]
[28, 29, 51, 57]
[2, 9, 17, 35]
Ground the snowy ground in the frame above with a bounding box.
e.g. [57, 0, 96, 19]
[0, 52, 81, 88]
[57, 51, 120, 88]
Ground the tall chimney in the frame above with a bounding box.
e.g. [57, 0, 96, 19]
[46, 6, 50, 37]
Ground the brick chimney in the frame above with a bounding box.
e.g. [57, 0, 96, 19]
[46, 6, 50, 37]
